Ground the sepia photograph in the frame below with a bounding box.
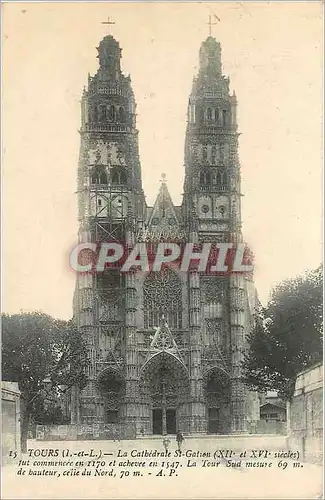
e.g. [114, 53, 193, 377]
[1, 1, 323, 498]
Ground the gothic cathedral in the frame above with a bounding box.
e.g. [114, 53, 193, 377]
[73, 34, 259, 435]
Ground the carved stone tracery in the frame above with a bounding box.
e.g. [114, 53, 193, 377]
[143, 268, 183, 329]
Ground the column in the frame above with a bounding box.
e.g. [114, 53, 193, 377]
[230, 92, 237, 128]
[162, 380, 167, 435]
[120, 270, 138, 434]
[70, 386, 80, 425]
[74, 222, 96, 424]
[187, 210, 207, 434]
[229, 273, 247, 433]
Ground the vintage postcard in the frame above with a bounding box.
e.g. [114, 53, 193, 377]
[2, 2, 323, 499]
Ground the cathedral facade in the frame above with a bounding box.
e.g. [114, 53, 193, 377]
[73, 34, 259, 435]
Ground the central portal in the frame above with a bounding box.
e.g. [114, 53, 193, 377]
[152, 408, 176, 435]
[140, 349, 190, 436]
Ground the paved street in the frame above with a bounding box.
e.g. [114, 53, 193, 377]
[2, 437, 323, 499]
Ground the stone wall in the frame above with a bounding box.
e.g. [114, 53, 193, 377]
[2, 381, 21, 463]
[255, 420, 286, 435]
[288, 363, 323, 464]
[36, 422, 136, 441]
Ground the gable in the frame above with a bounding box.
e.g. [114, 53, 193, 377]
[140, 177, 185, 242]
[260, 402, 285, 411]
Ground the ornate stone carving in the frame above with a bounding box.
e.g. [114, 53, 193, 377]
[143, 268, 183, 329]
[201, 277, 225, 303]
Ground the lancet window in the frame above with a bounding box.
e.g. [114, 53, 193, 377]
[200, 170, 211, 185]
[111, 167, 127, 185]
[91, 167, 108, 185]
[108, 105, 116, 121]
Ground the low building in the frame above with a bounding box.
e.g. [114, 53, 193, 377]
[260, 402, 286, 422]
[254, 391, 287, 434]
[2, 381, 21, 463]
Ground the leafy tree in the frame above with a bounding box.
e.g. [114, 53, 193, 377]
[243, 265, 323, 399]
[2, 312, 88, 452]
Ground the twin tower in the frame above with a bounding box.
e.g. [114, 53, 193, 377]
[73, 34, 259, 436]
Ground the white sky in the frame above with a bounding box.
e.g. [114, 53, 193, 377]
[2, 2, 323, 319]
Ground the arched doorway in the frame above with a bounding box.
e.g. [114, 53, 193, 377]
[203, 367, 230, 434]
[140, 353, 189, 435]
[97, 368, 125, 424]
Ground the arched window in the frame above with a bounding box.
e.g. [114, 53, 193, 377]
[215, 108, 219, 123]
[120, 169, 127, 184]
[219, 145, 225, 162]
[200, 171, 211, 186]
[143, 268, 182, 329]
[111, 167, 127, 185]
[215, 170, 229, 187]
[118, 107, 125, 122]
[91, 168, 107, 185]
[222, 110, 227, 126]
[91, 171, 98, 184]
[111, 169, 118, 184]
[90, 106, 98, 122]
[202, 146, 208, 161]
[108, 105, 116, 121]
[100, 170, 107, 184]
[99, 105, 107, 121]
[199, 107, 205, 124]
[207, 108, 212, 120]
